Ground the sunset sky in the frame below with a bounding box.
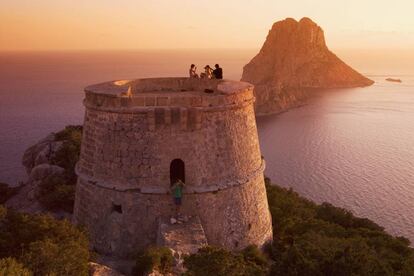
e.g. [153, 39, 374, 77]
[2, 0, 414, 51]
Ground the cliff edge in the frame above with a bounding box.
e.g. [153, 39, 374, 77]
[242, 17, 374, 115]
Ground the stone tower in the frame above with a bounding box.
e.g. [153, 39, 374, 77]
[73, 78, 273, 256]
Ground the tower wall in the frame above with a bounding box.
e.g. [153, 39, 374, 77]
[73, 78, 273, 256]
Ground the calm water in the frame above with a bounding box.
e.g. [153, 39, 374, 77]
[258, 79, 414, 240]
[1, 50, 414, 243]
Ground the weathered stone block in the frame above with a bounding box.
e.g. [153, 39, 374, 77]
[145, 97, 156, 106]
[156, 97, 169, 106]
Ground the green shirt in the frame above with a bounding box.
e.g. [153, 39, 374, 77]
[172, 181, 184, 198]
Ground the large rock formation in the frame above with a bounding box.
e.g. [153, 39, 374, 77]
[5, 127, 80, 217]
[5, 134, 64, 214]
[89, 262, 125, 276]
[242, 17, 374, 115]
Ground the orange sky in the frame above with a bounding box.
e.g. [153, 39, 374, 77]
[1, 0, 414, 51]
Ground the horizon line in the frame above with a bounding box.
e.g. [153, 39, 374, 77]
[1, 47, 414, 53]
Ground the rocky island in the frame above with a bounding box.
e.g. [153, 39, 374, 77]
[386, 78, 402, 83]
[242, 17, 374, 115]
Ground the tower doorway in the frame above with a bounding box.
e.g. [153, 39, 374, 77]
[170, 159, 185, 186]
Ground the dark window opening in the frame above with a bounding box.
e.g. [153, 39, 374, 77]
[170, 159, 185, 186]
[112, 203, 122, 214]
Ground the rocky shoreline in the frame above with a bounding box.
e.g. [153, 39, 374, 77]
[6, 134, 62, 213]
[5, 126, 81, 218]
[253, 87, 314, 116]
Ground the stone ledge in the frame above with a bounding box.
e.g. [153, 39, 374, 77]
[83, 96, 254, 114]
[157, 216, 208, 254]
[75, 160, 266, 195]
[157, 215, 208, 274]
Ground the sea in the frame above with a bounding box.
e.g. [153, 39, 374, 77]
[1, 49, 414, 243]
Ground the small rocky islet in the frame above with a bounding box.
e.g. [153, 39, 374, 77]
[386, 77, 402, 83]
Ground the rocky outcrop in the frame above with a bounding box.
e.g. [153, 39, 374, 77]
[386, 78, 402, 83]
[6, 133, 67, 215]
[94, 255, 135, 276]
[157, 215, 208, 274]
[89, 262, 125, 276]
[242, 17, 374, 115]
[6, 125, 81, 215]
[22, 134, 63, 173]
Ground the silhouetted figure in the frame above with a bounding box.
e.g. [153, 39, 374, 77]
[189, 64, 199, 78]
[213, 64, 223, 79]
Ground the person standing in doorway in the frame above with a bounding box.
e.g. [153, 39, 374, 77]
[171, 178, 185, 213]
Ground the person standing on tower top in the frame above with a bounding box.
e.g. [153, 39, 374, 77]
[171, 178, 185, 213]
[213, 64, 223, 79]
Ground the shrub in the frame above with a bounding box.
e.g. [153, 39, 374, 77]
[241, 245, 268, 268]
[54, 125, 83, 142]
[51, 125, 82, 183]
[0, 183, 19, 204]
[0, 205, 6, 221]
[0, 257, 32, 276]
[316, 202, 383, 231]
[37, 175, 75, 213]
[21, 238, 89, 276]
[35, 125, 82, 213]
[132, 246, 174, 276]
[0, 208, 89, 275]
[183, 246, 268, 276]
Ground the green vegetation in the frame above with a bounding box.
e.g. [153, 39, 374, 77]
[37, 175, 75, 213]
[0, 183, 19, 204]
[184, 246, 268, 276]
[7, 123, 414, 275]
[0, 258, 32, 276]
[184, 179, 414, 275]
[265, 177, 414, 275]
[51, 125, 82, 183]
[0, 205, 90, 275]
[36, 125, 82, 213]
[132, 246, 174, 276]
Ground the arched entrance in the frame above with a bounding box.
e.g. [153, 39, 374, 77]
[170, 159, 185, 186]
